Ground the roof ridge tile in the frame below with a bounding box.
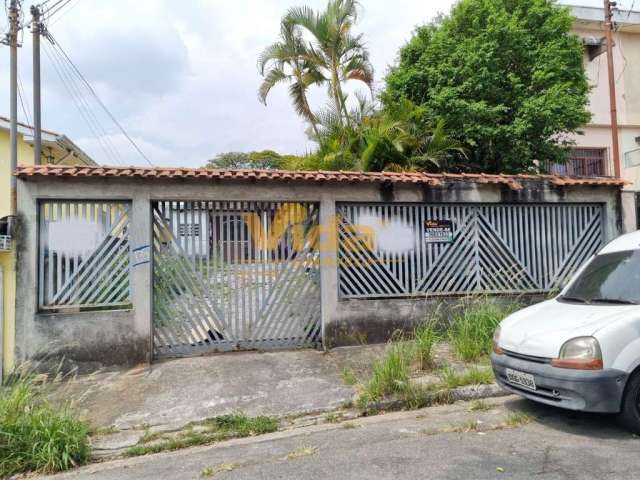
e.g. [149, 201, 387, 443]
[12, 165, 627, 189]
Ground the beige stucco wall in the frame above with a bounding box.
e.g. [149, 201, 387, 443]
[572, 25, 640, 190]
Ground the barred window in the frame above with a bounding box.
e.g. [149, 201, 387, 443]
[38, 201, 131, 313]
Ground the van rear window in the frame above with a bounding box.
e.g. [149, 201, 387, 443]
[561, 250, 640, 305]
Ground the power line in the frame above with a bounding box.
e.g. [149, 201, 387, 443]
[46, 32, 155, 166]
[49, 0, 79, 25]
[17, 68, 31, 125]
[47, 40, 125, 165]
[43, 39, 123, 165]
[43, 0, 72, 22]
[627, 0, 636, 19]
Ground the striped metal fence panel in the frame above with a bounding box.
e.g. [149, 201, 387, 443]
[152, 201, 321, 357]
[337, 203, 604, 298]
[38, 201, 131, 311]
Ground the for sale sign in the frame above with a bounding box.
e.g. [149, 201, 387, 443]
[424, 220, 454, 244]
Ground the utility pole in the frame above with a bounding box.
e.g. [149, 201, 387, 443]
[604, 0, 621, 178]
[31, 5, 42, 166]
[3, 0, 21, 234]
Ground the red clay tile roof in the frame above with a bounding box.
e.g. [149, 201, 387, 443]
[14, 164, 626, 190]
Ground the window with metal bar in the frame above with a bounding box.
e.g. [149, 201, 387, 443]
[38, 201, 132, 313]
[547, 148, 610, 177]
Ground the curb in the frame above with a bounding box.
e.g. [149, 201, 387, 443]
[363, 383, 509, 413]
[92, 383, 510, 460]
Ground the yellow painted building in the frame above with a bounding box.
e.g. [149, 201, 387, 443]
[0, 116, 95, 376]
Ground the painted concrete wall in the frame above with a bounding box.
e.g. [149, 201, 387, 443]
[0, 127, 92, 377]
[14, 176, 625, 370]
[1, 128, 34, 377]
[571, 24, 640, 190]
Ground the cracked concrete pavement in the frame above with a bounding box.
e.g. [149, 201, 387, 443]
[41, 396, 640, 480]
[54, 345, 386, 432]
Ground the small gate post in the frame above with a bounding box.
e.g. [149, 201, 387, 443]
[129, 197, 153, 364]
[319, 196, 338, 350]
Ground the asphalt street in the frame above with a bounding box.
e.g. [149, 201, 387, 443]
[42, 396, 639, 480]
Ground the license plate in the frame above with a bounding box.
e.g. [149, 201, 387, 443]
[506, 368, 536, 391]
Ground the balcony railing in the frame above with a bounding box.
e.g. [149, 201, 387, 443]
[546, 148, 612, 178]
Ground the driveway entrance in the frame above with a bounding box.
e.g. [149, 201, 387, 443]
[152, 201, 321, 357]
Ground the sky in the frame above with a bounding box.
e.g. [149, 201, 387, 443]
[0, 0, 636, 167]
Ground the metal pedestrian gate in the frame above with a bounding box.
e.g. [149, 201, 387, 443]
[152, 201, 321, 357]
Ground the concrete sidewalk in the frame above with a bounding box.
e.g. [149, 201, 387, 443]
[55, 345, 385, 433]
[42, 397, 637, 480]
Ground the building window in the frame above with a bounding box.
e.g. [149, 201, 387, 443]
[178, 224, 201, 237]
[548, 148, 610, 177]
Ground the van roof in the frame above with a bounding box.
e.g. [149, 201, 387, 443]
[600, 231, 640, 254]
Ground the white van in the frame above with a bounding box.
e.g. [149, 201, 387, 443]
[491, 230, 640, 432]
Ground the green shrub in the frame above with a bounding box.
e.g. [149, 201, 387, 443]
[0, 382, 90, 477]
[448, 300, 519, 362]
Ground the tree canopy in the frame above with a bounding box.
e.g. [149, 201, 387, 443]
[384, 0, 591, 173]
[204, 150, 304, 170]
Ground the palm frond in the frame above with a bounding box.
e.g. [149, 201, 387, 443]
[258, 68, 289, 104]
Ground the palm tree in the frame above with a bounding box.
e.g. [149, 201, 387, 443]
[258, 21, 322, 135]
[284, 0, 374, 127]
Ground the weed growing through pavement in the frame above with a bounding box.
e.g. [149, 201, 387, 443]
[125, 414, 278, 457]
[467, 399, 493, 412]
[502, 411, 532, 428]
[200, 463, 239, 477]
[341, 368, 358, 386]
[437, 366, 494, 389]
[447, 420, 482, 433]
[286, 446, 318, 460]
[325, 412, 343, 423]
[448, 299, 520, 362]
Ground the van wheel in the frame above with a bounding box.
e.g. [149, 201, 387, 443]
[619, 372, 640, 434]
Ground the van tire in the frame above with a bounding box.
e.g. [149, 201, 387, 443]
[619, 373, 640, 434]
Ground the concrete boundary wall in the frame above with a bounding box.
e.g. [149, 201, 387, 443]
[13, 175, 624, 371]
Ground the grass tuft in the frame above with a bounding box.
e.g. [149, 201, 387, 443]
[341, 368, 358, 386]
[286, 445, 318, 460]
[447, 420, 482, 433]
[448, 300, 519, 362]
[437, 367, 494, 389]
[502, 411, 532, 428]
[362, 342, 411, 402]
[325, 412, 343, 423]
[201, 463, 239, 477]
[0, 381, 90, 477]
[413, 322, 440, 371]
[125, 414, 278, 457]
[467, 399, 493, 412]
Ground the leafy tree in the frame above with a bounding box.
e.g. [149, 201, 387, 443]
[205, 150, 303, 170]
[294, 97, 465, 172]
[384, 0, 591, 173]
[258, 0, 374, 132]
